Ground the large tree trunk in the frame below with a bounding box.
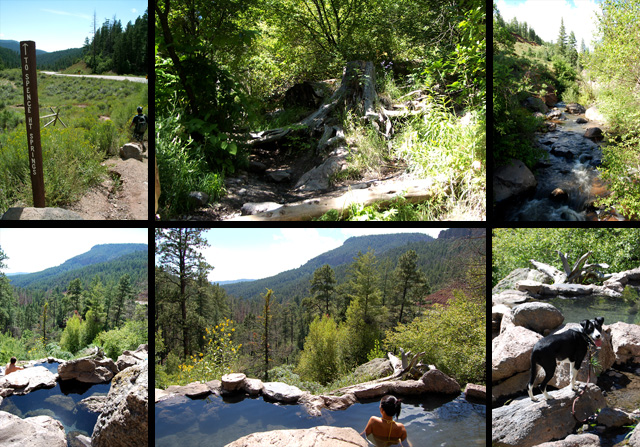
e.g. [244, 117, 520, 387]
[246, 61, 391, 150]
[228, 179, 436, 221]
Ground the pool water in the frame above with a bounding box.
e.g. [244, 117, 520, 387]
[546, 295, 638, 325]
[0, 368, 110, 436]
[155, 393, 486, 446]
[33, 360, 61, 373]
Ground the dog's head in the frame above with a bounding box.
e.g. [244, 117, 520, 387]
[580, 316, 604, 347]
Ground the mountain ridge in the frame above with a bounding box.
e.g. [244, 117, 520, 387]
[7, 243, 147, 289]
[221, 232, 476, 302]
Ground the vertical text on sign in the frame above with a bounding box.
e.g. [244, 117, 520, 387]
[19, 40, 45, 207]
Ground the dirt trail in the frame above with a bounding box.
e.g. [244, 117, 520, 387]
[68, 148, 148, 220]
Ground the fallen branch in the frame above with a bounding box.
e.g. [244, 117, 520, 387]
[227, 179, 436, 221]
[328, 349, 428, 396]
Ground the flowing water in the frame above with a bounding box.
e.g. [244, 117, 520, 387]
[155, 393, 486, 446]
[504, 104, 616, 221]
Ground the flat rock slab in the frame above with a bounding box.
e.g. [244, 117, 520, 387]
[0, 412, 66, 447]
[225, 426, 367, 447]
[262, 382, 304, 403]
[0, 366, 57, 397]
[1, 207, 84, 220]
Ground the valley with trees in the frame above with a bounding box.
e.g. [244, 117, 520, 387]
[155, 229, 485, 392]
[493, 0, 640, 221]
[155, 0, 486, 221]
[0, 242, 148, 365]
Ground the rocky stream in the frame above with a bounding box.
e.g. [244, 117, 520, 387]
[500, 103, 618, 221]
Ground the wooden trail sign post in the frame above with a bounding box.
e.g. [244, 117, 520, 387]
[20, 41, 45, 207]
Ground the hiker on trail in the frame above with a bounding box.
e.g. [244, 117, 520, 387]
[129, 106, 148, 142]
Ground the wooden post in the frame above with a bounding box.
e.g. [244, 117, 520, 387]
[19, 41, 45, 207]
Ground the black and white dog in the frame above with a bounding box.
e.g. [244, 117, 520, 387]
[527, 317, 604, 401]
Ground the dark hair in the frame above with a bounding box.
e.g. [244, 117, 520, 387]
[380, 395, 402, 419]
[10, 357, 16, 364]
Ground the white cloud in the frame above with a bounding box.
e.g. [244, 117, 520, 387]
[497, 0, 600, 51]
[132, 8, 138, 13]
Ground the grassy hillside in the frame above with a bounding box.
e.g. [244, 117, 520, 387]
[0, 68, 147, 210]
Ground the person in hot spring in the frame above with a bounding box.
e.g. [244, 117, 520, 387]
[361, 395, 413, 446]
[5, 357, 24, 375]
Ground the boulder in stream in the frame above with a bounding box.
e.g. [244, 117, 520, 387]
[585, 106, 607, 124]
[584, 127, 603, 141]
[565, 103, 586, 114]
[494, 159, 537, 204]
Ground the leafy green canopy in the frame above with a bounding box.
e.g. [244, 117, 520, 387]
[492, 228, 640, 288]
[585, 0, 640, 217]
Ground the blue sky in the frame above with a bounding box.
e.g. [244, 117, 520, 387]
[199, 229, 448, 282]
[0, 228, 148, 274]
[496, 0, 601, 51]
[0, 0, 148, 52]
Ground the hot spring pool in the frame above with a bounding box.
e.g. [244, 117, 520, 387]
[0, 363, 110, 438]
[155, 393, 486, 446]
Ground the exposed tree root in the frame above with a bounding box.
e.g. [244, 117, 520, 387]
[246, 61, 392, 151]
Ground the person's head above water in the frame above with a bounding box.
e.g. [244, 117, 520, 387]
[380, 395, 402, 419]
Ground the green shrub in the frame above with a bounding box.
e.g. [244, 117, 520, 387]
[94, 320, 148, 359]
[297, 315, 342, 385]
[384, 291, 484, 385]
[60, 313, 83, 354]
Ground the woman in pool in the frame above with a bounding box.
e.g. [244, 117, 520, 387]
[361, 395, 412, 446]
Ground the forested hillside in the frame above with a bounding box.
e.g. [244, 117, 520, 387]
[155, 0, 486, 220]
[9, 244, 148, 289]
[82, 10, 149, 75]
[222, 233, 475, 302]
[0, 9, 148, 75]
[155, 229, 486, 390]
[0, 243, 148, 365]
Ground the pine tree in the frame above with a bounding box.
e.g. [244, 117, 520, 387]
[393, 250, 426, 324]
[67, 278, 83, 313]
[155, 228, 211, 359]
[345, 250, 381, 320]
[306, 264, 336, 317]
[261, 289, 273, 381]
[568, 31, 578, 67]
[41, 302, 48, 346]
[558, 18, 567, 55]
[112, 274, 133, 328]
